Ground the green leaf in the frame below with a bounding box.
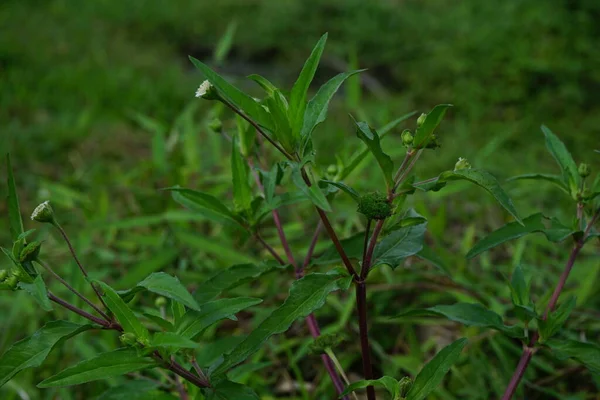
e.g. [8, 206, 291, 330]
[538, 296, 577, 343]
[213, 273, 351, 375]
[98, 380, 160, 400]
[231, 136, 253, 213]
[1, 247, 34, 283]
[467, 213, 572, 258]
[300, 69, 365, 141]
[289, 33, 328, 139]
[290, 165, 332, 212]
[373, 211, 427, 269]
[18, 275, 52, 311]
[509, 265, 531, 308]
[176, 297, 262, 339]
[412, 104, 453, 149]
[203, 380, 259, 400]
[38, 348, 157, 387]
[150, 332, 199, 349]
[264, 89, 293, 150]
[394, 303, 524, 339]
[120, 272, 200, 311]
[167, 187, 245, 227]
[340, 376, 399, 398]
[415, 245, 450, 276]
[0, 321, 90, 387]
[189, 56, 274, 131]
[321, 179, 361, 203]
[314, 232, 364, 265]
[96, 281, 149, 340]
[6, 154, 24, 244]
[352, 118, 394, 188]
[416, 169, 521, 224]
[507, 173, 569, 194]
[406, 338, 467, 400]
[213, 20, 237, 64]
[194, 262, 287, 304]
[542, 125, 580, 189]
[546, 338, 600, 374]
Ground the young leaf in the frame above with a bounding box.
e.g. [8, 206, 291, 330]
[264, 89, 293, 150]
[231, 136, 253, 213]
[467, 213, 573, 258]
[394, 303, 524, 339]
[289, 33, 328, 139]
[6, 154, 24, 244]
[321, 179, 361, 203]
[0, 321, 90, 387]
[167, 187, 245, 227]
[119, 272, 200, 311]
[176, 297, 262, 339]
[150, 332, 199, 350]
[212, 273, 352, 375]
[203, 380, 259, 400]
[290, 165, 332, 212]
[412, 104, 453, 149]
[18, 275, 52, 311]
[509, 265, 530, 307]
[340, 376, 400, 398]
[507, 173, 569, 194]
[406, 338, 467, 400]
[546, 338, 600, 374]
[373, 212, 427, 269]
[189, 56, 274, 131]
[194, 262, 287, 304]
[542, 125, 580, 189]
[96, 281, 149, 341]
[38, 348, 157, 388]
[538, 296, 577, 343]
[352, 118, 394, 188]
[1, 247, 34, 283]
[300, 69, 366, 141]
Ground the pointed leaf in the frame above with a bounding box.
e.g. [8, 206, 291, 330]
[289, 33, 328, 138]
[538, 296, 577, 343]
[353, 118, 394, 188]
[189, 57, 274, 131]
[394, 303, 524, 339]
[96, 281, 149, 340]
[6, 154, 24, 244]
[38, 348, 157, 387]
[1, 247, 34, 283]
[546, 338, 600, 374]
[203, 380, 259, 400]
[542, 125, 580, 188]
[0, 321, 90, 387]
[167, 187, 244, 227]
[119, 272, 200, 311]
[373, 212, 427, 269]
[509, 265, 530, 307]
[18, 275, 52, 311]
[413, 104, 453, 149]
[213, 273, 352, 374]
[231, 136, 253, 213]
[98, 380, 160, 400]
[177, 297, 262, 339]
[340, 376, 399, 398]
[150, 332, 199, 349]
[467, 213, 572, 258]
[322, 180, 361, 203]
[406, 338, 467, 400]
[507, 173, 569, 194]
[290, 166, 332, 212]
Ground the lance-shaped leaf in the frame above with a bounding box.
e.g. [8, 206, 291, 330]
[412, 104, 453, 149]
[176, 297, 262, 339]
[189, 56, 274, 131]
[322, 179, 361, 203]
[19, 275, 52, 311]
[538, 296, 577, 343]
[290, 165, 332, 212]
[314, 232, 364, 265]
[394, 303, 524, 339]
[194, 262, 287, 304]
[231, 136, 253, 213]
[542, 125, 580, 189]
[289, 33, 328, 139]
[414, 169, 521, 224]
[150, 332, 199, 350]
[96, 281, 149, 341]
[97, 380, 160, 400]
[373, 211, 427, 269]
[6, 155, 24, 245]
[203, 380, 260, 400]
[467, 213, 572, 258]
[546, 338, 600, 374]
[212, 273, 352, 375]
[38, 348, 157, 387]
[167, 187, 245, 228]
[0, 321, 90, 387]
[301, 69, 366, 141]
[352, 118, 394, 188]
[406, 338, 467, 400]
[340, 376, 400, 398]
[507, 173, 569, 194]
[119, 272, 199, 310]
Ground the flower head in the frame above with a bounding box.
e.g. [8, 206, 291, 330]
[195, 80, 219, 100]
[31, 201, 56, 224]
[454, 157, 471, 171]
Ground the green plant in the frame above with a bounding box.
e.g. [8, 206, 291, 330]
[1, 33, 599, 400]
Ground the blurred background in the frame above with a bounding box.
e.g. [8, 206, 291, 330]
[1, 0, 599, 399]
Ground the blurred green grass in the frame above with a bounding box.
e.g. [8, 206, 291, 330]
[1, 0, 599, 399]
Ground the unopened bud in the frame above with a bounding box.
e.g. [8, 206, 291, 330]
[398, 376, 413, 397]
[30, 201, 56, 224]
[578, 163, 591, 178]
[326, 164, 338, 176]
[120, 332, 138, 346]
[19, 241, 42, 263]
[357, 192, 392, 220]
[195, 80, 220, 100]
[416, 113, 427, 127]
[454, 157, 471, 171]
[208, 118, 222, 133]
[401, 129, 414, 146]
[0, 270, 8, 281]
[155, 296, 167, 308]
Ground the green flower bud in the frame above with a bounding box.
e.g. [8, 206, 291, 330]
[5, 275, 18, 290]
[0, 269, 8, 281]
[416, 113, 427, 127]
[208, 118, 222, 133]
[155, 296, 167, 308]
[578, 163, 591, 178]
[398, 376, 413, 397]
[401, 129, 414, 146]
[120, 332, 138, 346]
[19, 241, 42, 263]
[326, 164, 338, 176]
[454, 157, 471, 171]
[357, 192, 392, 220]
[30, 201, 56, 224]
[195, 80, 220, 101]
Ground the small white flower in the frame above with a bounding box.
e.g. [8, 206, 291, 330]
[195, 80, 213, 98]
